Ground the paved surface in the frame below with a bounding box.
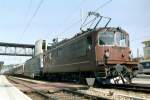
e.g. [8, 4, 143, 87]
[10, 76, 88, 90]
[132, 78, 150, 84]
[0, 75, 31, 100]
[132, 74, 150, 85]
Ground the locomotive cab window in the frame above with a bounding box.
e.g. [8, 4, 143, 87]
[99, 32, 114, 45]
[98, 31, 129, 47]
[115, 32, 129, 47]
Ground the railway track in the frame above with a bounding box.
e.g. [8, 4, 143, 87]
[7, 76, 150, 100]
[7, 77, 55, 100]
[7, 76, 108, 100]
[99, 84, 150, 93]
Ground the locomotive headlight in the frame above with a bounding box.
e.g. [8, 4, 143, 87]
[122, 54, 125, 58]
[104, 49, 110, 65]
[104, 50, 110, 58]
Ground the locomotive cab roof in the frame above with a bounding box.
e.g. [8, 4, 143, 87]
[96, 27, 129, 35]
[49, 27, 129, 50]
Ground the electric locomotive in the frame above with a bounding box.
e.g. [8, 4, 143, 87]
[43, 12, 138, 84]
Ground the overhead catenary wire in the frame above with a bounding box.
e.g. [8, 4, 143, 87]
[21, 0, 44, 38]
[62, 0, 87, 24]
[94, 0, 112, 12]
[58, 0, 87, 36]
[61, 19, 81, 34]
[61, 0, 112, 35]
[24, 0, 33, 19]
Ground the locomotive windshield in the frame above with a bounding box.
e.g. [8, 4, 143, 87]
[99, 32, 114, 45]
[99, 31, 129, 47]
[115, 32, 129, 47]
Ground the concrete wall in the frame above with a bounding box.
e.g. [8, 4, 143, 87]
[143, 40, 150, 60]
[35, 40, 47, 56]
[143, 46, 150, 60]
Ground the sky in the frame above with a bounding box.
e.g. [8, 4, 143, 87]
[0, 0, 150, 65]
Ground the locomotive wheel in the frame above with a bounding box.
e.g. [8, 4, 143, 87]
[114, 64, 132, 84]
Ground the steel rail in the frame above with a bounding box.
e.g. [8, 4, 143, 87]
[7, 77, 57, 100]
[8, 76, 109, 100]
[99, 84, 150, 93]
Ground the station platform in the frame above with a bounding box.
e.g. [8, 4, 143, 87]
[0, 75, 31, 100]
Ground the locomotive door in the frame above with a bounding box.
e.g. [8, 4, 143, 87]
[86, 34, 96, 68]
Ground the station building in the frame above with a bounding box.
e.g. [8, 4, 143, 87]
[140, 39, 150, 74]
[0, 61, 4, 72]
[142, 39, 150, 60]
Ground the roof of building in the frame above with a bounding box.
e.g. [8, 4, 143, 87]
[0, 61, 4, 64]
[142, 39, 150, 44]
[141, 59, 150, 63]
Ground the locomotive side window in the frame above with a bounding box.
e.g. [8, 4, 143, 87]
[57, 48, 63, 57]
[99, 32, 114, 45]
[87, 36, 92, 45]
[75, 40, 87, 57]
